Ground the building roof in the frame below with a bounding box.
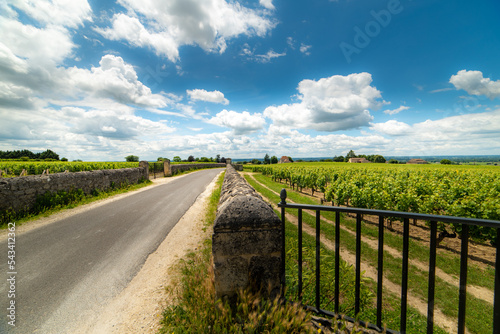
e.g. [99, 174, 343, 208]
[348, 158, 371, 163]
[279, 156, 291, 163]
[407, 159, 428, 164]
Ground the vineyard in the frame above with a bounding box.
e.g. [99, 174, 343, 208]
[0, 160, 216, 177]
[251, 163, 500, 245]
[0, 161, 140, 177]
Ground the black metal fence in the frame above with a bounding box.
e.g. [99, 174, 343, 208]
[277, 188, 500, 334]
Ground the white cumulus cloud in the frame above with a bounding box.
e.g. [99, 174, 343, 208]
[9, 0, 92, 28]
[0, 16, 76, 67]
[370, 120, 412, 136]
[255, 49, 286, 63]
[259, 0, 275, 10]
[370, 109, 500, 155]
[208, 110, 266, 135]
[383, 105, 410, 115]
[264, 73, 383, 131]
[187, 89, 229, 105]
[63, 55, 170, 108]
[300, 43, 312, 55]
[450, 70, 500, 99]
[96, 0, 276, 62]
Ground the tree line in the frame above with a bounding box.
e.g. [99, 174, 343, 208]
[248, 151, 387, 165]
[0, 149, 60, 161]
[151, 154, 227, 163]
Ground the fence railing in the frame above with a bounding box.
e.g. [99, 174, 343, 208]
[277, 188, 500, 334]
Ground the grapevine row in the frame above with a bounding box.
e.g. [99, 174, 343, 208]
[252, 165, 500, 245]
[0, 161, 140, 177]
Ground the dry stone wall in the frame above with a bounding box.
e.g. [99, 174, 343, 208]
[162, 161, 226, 176]
[0, 163, 148, 214]
[170, 163, 226, 176]
[212, 164, 282, 300]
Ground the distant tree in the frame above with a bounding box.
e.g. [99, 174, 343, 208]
[215, 154, 221, 163]
[440, 159, 452, 165]
[333, 156, 344, 162]
[61, 157, 68, 162]
[288, 156, 294, 163]
[0, 149, 39, 159]
[39, 149, 59, 160]
[125, 155, 139, 162]
[221, 157, 227, 163]
[199, 157, 210, 162]
[346, 150, 356, 160]
[173, 156, 182, 162]
[157, 157, 166, 161]
[372, 155, 386, 163]
[251, 159, 260, 164]
[271, 155, 278, 164]
[388, 159, 399, 164]
[188, 155, 195, 162]
[264, 153, 270, 164]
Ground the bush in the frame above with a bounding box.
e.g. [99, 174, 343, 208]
[125, 155, 139, 162]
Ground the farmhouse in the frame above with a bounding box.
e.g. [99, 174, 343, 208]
[348, 158, 371, 163]
[407, 158, 428, 164]
[279, 156, 292, 164]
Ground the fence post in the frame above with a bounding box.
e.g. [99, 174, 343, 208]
[163, 160, 171, 176]
[139, 161, 149, 180]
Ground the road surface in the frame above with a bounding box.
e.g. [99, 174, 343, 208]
[0, 168, 224, 333]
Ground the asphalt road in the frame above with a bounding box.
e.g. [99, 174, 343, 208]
[0, 168, 224, 333]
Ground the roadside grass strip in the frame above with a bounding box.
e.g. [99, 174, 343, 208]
[245, 173, 494, 334]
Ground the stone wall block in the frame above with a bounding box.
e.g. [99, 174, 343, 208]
[212, 164, 282, 300]
[248, 255, 281, 295]
[212, 229, 281, 256]
[213, 256, 249, 296]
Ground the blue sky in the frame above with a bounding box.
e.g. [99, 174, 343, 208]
[1, 0, 500, 161]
